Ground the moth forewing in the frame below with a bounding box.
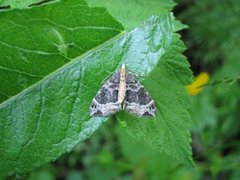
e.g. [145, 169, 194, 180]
[89, 72, 121, 116]
[124, 72, 156, 117]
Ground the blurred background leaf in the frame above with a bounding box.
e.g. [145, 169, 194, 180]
[176, 0, 240, 179]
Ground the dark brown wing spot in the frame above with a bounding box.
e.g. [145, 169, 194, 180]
[143, 111, 153, 116]
[149, 103, 155, 110]
[95, 87, 119, 104]
[126, 72, 137, 83]
[127, 84, 138, 90]
[95, 110, 103, 115]
[112, 90, 119, 103]
[137, 87, 151, 105]
[109, 72, 120, 83]
[125, 90, 137, 103]
[95, 87, 110, 104]
[109, 84, 118, 89]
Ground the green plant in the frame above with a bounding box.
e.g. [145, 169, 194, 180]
[177, 0, 240, 178]
[0, 0, 194, 178]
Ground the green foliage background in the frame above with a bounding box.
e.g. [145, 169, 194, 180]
[0, 0, 239, 179]
[177, 0, 240, 178]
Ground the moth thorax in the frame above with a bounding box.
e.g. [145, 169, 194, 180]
[118, 64, 126, 103]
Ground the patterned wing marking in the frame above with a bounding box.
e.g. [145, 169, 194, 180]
[90, 72, 121, 116]
[124, 72, 156, 117]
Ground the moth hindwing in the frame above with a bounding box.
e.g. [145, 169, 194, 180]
[89, 64, 156, 117]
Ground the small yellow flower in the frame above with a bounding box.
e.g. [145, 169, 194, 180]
[187, 72, 210, 95]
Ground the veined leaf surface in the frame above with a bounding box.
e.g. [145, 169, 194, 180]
[0, 0, 123, 103]
[0, 1, 194, 177]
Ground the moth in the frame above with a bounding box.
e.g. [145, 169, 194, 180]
[89, 64, 156, 117]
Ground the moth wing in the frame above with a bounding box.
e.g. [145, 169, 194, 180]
[90, 72, 121, 116]
[124, 72, 156, 117]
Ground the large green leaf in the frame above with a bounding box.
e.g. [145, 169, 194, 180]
[0, 0, 123, 103]
[87, 0, 176, 31]
[0, 0, 184, 32]
[0, 12, 194, 178]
